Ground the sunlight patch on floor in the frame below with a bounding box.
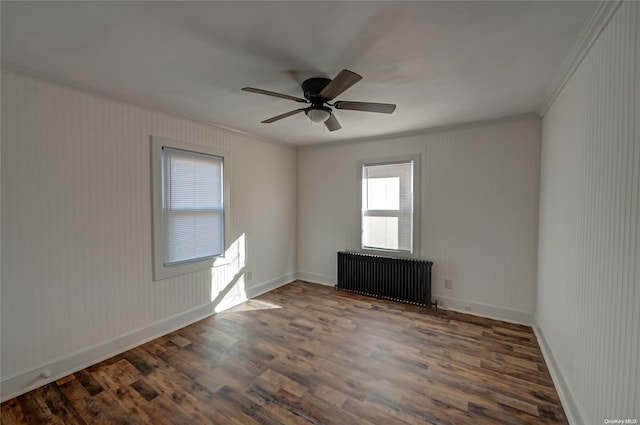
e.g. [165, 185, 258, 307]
[221, 299, 283, 313]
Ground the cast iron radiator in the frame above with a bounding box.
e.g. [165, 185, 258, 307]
[336, 251, 436, 308]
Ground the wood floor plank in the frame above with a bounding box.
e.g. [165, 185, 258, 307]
[38, 384, 88, 425]
[0, 399, 28, 425]
[89, 359, 143, 392]
[1, 281, 568, 424]
[16, 393, 62, 425]
[213, 385, 282, 425]
[73, 370, 103, 397]
[342, 396, 419, 425]
[112, 385, 161, 425]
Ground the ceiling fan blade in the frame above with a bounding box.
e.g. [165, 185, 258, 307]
[324, 113, 341, 132]
[242, 87, 308, 103]
[319, 70, 362, 100]
[261, 108, 306, 124]
[334, 101, 396, 114]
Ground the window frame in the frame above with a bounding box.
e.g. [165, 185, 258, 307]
[359, 155, 421, 257]
[151, 136, 229, 281]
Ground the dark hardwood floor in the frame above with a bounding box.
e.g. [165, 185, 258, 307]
[1, 281, 567, 424]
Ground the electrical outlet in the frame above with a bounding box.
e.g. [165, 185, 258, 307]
[444, 279, 453, 290]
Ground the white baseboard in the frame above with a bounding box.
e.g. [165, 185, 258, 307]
[435, 294, 534, 325]
[296, 271, 336, 287]
[0, 273, 296, 403]
[245, 272, 296, 298]
[532, 322, 583, 425]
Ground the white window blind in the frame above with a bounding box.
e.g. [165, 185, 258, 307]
[362, 160, 414, 252]
[162, 147, 224, 266]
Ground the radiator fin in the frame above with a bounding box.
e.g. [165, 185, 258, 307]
[336, 251, 434, 308]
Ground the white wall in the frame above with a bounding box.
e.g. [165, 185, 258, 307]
[0, 71, 297, 400]
[298, 115, 541, 322]
[537, 2, 639, 423]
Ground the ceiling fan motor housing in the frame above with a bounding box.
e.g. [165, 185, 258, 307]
[302, 77, 331, 103]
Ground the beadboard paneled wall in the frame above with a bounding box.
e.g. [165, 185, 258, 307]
[0, 71, 297, 398]
[298, 116, 541, 321]
[537, 2, 639, 423]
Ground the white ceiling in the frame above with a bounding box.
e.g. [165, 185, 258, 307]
[1, 1, 596, 146]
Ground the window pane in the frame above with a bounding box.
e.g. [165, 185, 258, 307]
[367, 177, 400, 210]
[164, 149, 222, 210]
[363, 216, 399, 250]
[362, 160, 414, 252]
[162, 147, 224, 267]
[164, 211, 223, 265]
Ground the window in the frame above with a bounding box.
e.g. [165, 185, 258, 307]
[361, 158, 419, 254]
[151, 136, 226, 280]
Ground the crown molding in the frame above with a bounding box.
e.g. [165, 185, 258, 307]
[539, 0, 623, 116]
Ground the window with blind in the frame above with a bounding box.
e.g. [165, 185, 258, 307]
[361, 159, 418, 253]
[162, 147, 224, 266]
[151, 137, 226, 280]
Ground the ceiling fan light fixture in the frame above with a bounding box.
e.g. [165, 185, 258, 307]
[306, 107, 331, 123]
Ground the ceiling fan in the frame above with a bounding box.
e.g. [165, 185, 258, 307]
[242, 69, 396, 132]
